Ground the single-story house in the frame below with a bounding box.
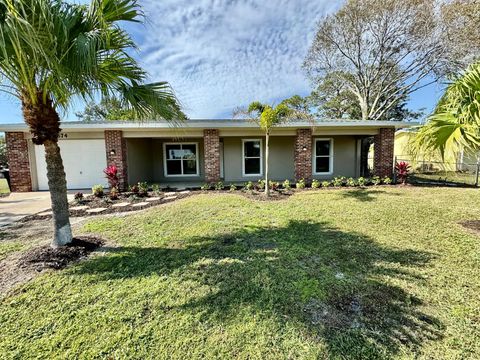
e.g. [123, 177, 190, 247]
[1, 119, 414, 192]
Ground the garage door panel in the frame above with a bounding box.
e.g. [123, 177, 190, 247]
[35, 140, 107, 190]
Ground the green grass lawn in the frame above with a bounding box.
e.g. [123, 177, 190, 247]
[1, 187, 479, 359]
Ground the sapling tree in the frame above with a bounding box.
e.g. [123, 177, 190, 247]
[235, 101, 293, 196]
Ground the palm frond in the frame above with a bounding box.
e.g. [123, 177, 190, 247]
[413, 62, 480, 158]
[0, 0, 185, 121]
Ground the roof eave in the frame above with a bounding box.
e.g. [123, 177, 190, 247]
[0, 120, 419, 133]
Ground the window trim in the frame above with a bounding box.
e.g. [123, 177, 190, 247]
[163, 142, 200, 177]
[242, 139, 263, 177]
[312, 138, 334, 175]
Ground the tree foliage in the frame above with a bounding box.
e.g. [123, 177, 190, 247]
[0, 135, 6, 167]
[413, 62, 480, 158]
[0, 0, 185, 126]
[303, 0, 447, 121]
[76, 97, 187, 122]
[440, 0, 480, 76]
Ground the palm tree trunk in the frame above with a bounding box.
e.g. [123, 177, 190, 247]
[44, 140, 73, 247]
[265, 132, 270, 196]
[22, 91, 72, 247]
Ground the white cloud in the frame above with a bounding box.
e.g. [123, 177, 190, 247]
[132, 0, 341, 118]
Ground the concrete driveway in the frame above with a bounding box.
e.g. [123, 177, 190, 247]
[0, 192, 74, 226]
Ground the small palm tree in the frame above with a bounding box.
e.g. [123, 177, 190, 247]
[236, 102, 293, 196]
[413, 62, 480, 158]
[0, 0, 185, 247]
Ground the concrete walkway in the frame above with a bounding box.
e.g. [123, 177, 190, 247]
[0, 192, 74, 226]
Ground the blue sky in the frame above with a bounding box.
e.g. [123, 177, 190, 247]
[0, 0, 444, 124]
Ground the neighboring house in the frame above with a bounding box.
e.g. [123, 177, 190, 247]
[394, 129, 480, 171]
[1, 119, 413, 192]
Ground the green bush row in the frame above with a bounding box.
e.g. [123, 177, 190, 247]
[201, 176, 393, 192]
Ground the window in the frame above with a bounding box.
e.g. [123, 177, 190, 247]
[164, 143, 199, 176]
[242, 139, 262, 176]
[313, 139, 333, 174]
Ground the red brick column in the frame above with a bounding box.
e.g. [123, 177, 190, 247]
[5, 132, 32, 192]
[104, 130, 128, 191]
[374, 128, 395, 177]
[203, 129, 221, 183]
[294, 129, 312, 182]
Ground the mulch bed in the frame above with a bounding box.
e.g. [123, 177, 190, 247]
[19, 185, 406, 224]
[18, 236, 104, 271]
[21, 190, 194, 222]
[21, 189, 296, 222]
[459, 220, 480, 235]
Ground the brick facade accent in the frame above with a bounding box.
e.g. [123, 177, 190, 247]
[104, 130, 128, 191]
[373, 128, 395, 177]
[203, 129, 221, 183]
[5, 132, 32, 192]
[294, 128, 312, 182]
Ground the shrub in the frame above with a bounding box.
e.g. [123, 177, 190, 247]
[296, 179, 305, 189]
[333, 177, 345, 187]
[200, 183, 211, 191]
[138, 182, 149, 196]
[371, 175, 381, 185]
[215, 181, 224, 190]
[256, 179, 266, 190]
[282, 179, 291, 191]
[244, 181, 254, 191]
[109, 186, 119, 200]
[357, 177, 366, 187]
[383, 176, 392, 185]
[229, 184, 237, 191]
[129, 184, 139, 195]
[269, 180, 279, 191]
[321, 180, 331, 188]
[92, 184, 104, 197]
[74, 192, 84, 201]
[151, 183, 161, 194]
[346, 177, 357, 187]
[103, 165, 119, 189]
[395, 161, 411, 184]
[311, 179, 320, 188]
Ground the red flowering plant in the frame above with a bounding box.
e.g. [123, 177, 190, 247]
[103, 165, 119, 189]
[395, 161, 411, 185]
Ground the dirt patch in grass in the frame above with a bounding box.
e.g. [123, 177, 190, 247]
[459, 220, 480, 234]
[304, 296, 363, 330]
[19, 236, 104, 271]
[0, 218, 102, 297]
[238, 190, 292, 201]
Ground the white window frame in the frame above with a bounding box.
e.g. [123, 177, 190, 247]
[163, 142, 200, 177]
[242, 139, 263, 177]
[313, 138, 334, 175]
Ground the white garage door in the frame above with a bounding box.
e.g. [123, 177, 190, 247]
[35, 139, 108, 190]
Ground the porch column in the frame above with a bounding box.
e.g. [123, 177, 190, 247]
[294, 128, 312, 182]
[104, 130, 128, 191]
[5, 132, 32, 192]
[203, 129, 221, 183]
[373, 128, 395, 177]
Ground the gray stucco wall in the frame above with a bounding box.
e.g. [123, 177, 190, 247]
[312, 135, 358, 180]
[127, 138, 205, 184]
[224, 135, 358, 182]
[126, 138, 153, 184]
[223, 136, 295, 182]
[152, 138, 205, 183]
[126, 135, 358, 186]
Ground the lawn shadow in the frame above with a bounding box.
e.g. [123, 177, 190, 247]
[339, 188, 402, 202]
[73, 220, 442, 358]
